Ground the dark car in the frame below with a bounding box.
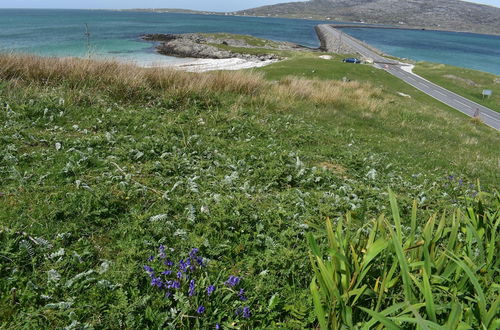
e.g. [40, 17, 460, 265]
[342, 58, 361, 64]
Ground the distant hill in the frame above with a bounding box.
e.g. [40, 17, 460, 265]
[236, 0, 500, 35]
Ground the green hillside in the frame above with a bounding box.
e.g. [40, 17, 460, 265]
[0, 52, 498, 328]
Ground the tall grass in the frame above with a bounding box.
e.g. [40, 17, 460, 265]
[0, 54, 384, 110]
[309, 190, 499, 329]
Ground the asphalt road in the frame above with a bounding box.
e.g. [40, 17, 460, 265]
[321, 25, 500, 131]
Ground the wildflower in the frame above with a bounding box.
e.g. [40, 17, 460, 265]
[225, 275, 240, 287]
[172, 281, 181, 289]
[148, 256, 155, 262]
[179, 259, 188, 273]
[197, 306, 205, 314]
[143, 265, 154, 273]
[177, 271, 183, 279]
[161, 270, 172, 276]
[189, 280, 196, 297]
[196, 256, 204, 267]
[243, 306, 251, 318]
[207, 285, 216, 296]
[189, 248, 199, 259]
[215, 324, 220, 329]
[164, 259, 174, 267]
[159, 245, 166, 258]
[151, 277, 162, 288]
[238, 289, 247, 301]
[165, 291, 172, 298]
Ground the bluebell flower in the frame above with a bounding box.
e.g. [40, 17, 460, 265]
[215, 323, 220, 329]
[179, 259, 188, 273]
[159, 245, 166, 258]
[225, 275, 240, 287]
[161, 270, 172, 276]
[177, 271, 183, 279]
[151, 277, 163, 288]
[189, 248, 199, 259]
[207, 285, 216, 296]
[164, 259, 174, 267]
[197, 305, 205, 314]
[172, 281, 181, 289]
[243, 306, 251, 318]
[196, 256, 204, 267]
[143, 265, 154, 273]
[165, 291, 172, 298]
[148, 256, 155, 262]
[238, 289, 247, 301]
[189, 279, 196, 296]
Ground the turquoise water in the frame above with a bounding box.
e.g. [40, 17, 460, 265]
[0, 9, 499, 75]
[341, 28, 500, 75]
[0, 9, 325, 66]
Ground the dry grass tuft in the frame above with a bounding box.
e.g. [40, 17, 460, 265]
[317, 162, 348, 178]
[0, 54, 386, 111]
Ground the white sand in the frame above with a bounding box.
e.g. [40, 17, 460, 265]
[137, 57, 279, 72]
[400, 64, 415, 74]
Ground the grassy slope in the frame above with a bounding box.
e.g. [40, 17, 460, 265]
[413, 62, 500, 112]
[0, 54, 498, 328]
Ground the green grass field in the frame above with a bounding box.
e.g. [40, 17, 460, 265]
[413, 62, 499, 112]
[0, 51, 498, 329]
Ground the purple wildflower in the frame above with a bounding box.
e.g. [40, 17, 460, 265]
[225, 275, 240, 287]
[172, 281, 181, 289]
[147, 256, 155, 262]
[242, 306, 251, 318]
[143, 265, 154, 273]
[177, 271, 183, 279]
[189, 248, 199, 259]
[159, 245, 166, 258]
[179, 259, 188, 273]
[207, 285, 216, 296]
[238, 289, 247, 301]
[197, 305, 205, 314]
[189, 280, 196, 297]
[196, 256, 204, 267]
[161, 270, 172, 276]
[165, 291, 172, 298]
[164, 259, 174, 267]
[151, 277, 162, 288]
[215, 324, 220, 330]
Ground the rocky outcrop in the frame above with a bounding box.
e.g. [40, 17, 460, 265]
[142, 33, 306, 61]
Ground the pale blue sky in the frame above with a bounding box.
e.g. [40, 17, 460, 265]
[0, 0, 498, 11]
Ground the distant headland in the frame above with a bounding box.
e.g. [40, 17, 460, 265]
[120, 0, 500, 36]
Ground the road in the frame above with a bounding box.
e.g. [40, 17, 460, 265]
[320, 25, 500, 131]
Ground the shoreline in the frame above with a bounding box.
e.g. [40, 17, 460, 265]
[136, 57, 279, 72]
[113, 9, 500, 37]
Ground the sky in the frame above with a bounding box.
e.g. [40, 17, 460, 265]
[0, 0, 498, 11]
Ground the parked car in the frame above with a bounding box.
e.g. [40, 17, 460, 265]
[342, 58, 361, 64]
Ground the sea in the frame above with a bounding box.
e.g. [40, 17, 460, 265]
[0, 9, 499, 75]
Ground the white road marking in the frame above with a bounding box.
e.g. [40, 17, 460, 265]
[455, 100, 472, 109]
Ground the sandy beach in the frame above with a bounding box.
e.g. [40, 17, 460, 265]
[137, 57, 279, 72]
